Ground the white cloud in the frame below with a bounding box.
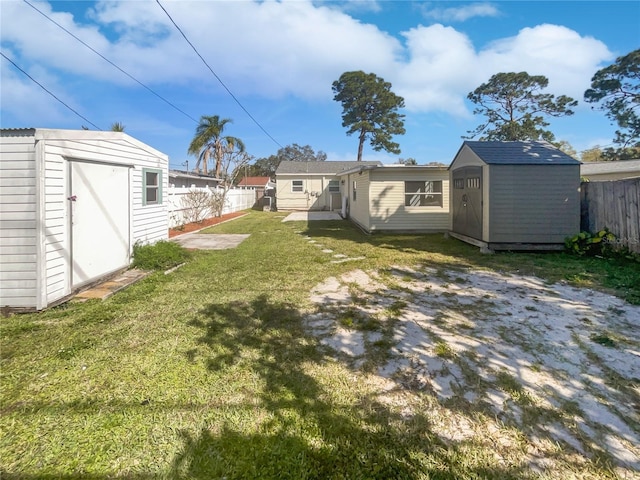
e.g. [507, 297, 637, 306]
[0, 1, 614, 123]
[0, 50, 74, 126]
[421, 3, 500, 22]
[477, 24, 613, 101]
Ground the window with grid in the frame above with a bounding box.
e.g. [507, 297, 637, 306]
[143, 168, 162, 206]
[328, 180, 340, 193]
[404, 180, 443, 207]
[352, 181, 357, 201]
[291, 180, 303, 192]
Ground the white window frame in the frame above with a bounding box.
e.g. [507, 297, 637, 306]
[291, 179, 304, 193]
[404, 180, 443, 207]
[328, 180, 340, 193]
[352, 181, 357, 201]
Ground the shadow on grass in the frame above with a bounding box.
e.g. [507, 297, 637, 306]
[301, 220, 640, 304]
[177, 294, 534, 479]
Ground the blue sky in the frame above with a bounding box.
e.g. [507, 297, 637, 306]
[1, 1, 639, 170]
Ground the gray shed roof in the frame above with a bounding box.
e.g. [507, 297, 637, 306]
[276, 160, 382, 175]
[461, 141, 580, 166]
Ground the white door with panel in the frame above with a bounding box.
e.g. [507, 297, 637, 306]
[69, 160, 130, 288]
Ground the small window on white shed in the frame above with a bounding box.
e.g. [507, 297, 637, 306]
[143, 168, 162, 206]
[328, 180, 340, 193]
[352, 181, 357, 201]
[292, 180, 304, 193]
[405, 180, 442, 207]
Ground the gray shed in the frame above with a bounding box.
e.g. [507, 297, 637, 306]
[449, 141, 581, 251]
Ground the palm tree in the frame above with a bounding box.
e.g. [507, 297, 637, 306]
[188, 115, 245, 177]
[110, 122, 126, 132]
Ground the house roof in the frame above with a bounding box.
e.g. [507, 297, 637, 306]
[580, 159, 640, 176]
[338, 164, 448, 176]
[459, 141, 580, 166]
[169, 170, 221, 181]
[276, 160, 382, 175]
[238, 176, 272, 187]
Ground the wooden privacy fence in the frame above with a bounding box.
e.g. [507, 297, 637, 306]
[580, 178, 640, 254]
[167, 186, 256, 228]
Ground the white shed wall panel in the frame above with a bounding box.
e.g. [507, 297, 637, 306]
[0, 135, 38, 308]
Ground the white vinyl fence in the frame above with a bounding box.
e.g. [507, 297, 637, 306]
[167, 186, 255, 228]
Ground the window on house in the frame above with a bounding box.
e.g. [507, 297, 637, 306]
[352, 181, 357, 201]
[292, 180, 303, 193]
[405, 180, 443, 207]
[328, 180, 340, 193]
[143, 169, 162, 206]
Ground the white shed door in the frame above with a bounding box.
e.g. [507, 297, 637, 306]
[70, 161, 130, 288]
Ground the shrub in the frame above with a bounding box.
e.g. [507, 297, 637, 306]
[131, 241, 191, 271]
[565, 228, 616, 257]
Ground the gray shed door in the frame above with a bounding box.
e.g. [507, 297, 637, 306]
[452, 166, 483, 239]
[70, 160, 130, 288]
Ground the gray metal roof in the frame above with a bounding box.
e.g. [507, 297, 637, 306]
[463, 141, 580, 165]
[580, 159, 640, 175]
[276, 160, 382, 175]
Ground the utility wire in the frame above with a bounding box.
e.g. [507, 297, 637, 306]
[1, 51, 102, 130]
[22, 0, 199, 124]
[155, 0, 283, 149]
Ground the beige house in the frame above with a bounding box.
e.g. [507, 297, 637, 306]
[275, 160, 380, 211]
[338, 164, 450, 233]
[580, 159, 640, 181]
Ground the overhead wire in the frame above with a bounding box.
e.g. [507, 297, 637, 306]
[1, 51, 102, 130]
[155, 0, 284, 149]
[22, 0, 199, 124]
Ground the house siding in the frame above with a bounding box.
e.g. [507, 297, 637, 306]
[276, 175, 339, 211]
[347, 171, 371, 231]
[42, 134, 168, 247]
[488, 165, 580, 243]
[0, 134, 39, 308]
[368, 169, 450, 232]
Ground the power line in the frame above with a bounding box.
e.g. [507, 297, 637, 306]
[22, 0, 199, 125]
[155, 0, 283, 149]
[1, 51, 102, 130]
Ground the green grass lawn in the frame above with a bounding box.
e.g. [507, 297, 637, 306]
[1, 211, 638, 479]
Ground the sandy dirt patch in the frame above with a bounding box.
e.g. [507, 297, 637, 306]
[306, 266, 640, 476]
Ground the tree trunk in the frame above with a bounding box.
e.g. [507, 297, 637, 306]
[357, 129, 366, 161]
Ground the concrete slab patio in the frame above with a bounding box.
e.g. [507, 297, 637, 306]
[171, 233, 251, 250]
[282, 211, 343, 222]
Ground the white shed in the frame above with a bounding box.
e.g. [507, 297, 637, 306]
[0, 128, 169, 311]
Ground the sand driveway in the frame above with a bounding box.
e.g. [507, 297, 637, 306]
[306, 266, 640, 475]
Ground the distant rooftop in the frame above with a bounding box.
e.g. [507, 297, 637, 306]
[276, 160, 382, 175]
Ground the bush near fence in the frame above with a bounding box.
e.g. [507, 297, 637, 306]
[167, 186, 255, 228]
[580, 178, 640, 254]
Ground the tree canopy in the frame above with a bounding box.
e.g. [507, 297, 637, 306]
[465, 72, 577, 142]
[110, 122, 125, 132]
[332, 71, 405, 161]
[247, 144, 326, 178]
[188, 115, 245, 177]
[584, 49, 640, 157]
